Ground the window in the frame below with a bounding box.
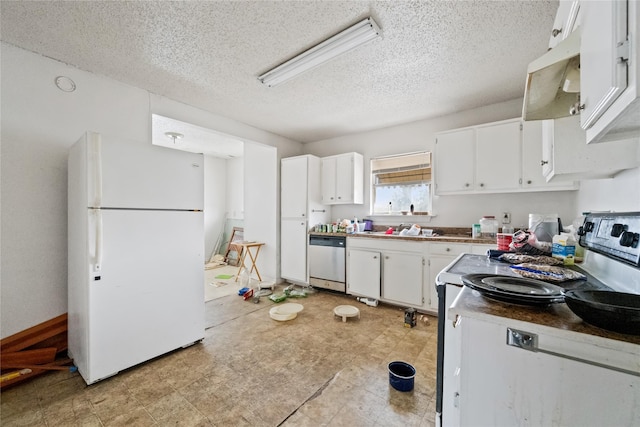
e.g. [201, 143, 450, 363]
[371, 152, 432, 215]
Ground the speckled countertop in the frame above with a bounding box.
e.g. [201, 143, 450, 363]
[452, 286, 640, 346]
[309, 226, 496, 244]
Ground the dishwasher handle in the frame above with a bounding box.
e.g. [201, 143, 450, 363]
[309, 236, 346, 247]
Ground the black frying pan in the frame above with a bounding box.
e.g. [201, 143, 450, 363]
[564, 290, 640, 335]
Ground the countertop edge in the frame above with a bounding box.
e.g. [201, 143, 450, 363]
[449, 286, 640, 351]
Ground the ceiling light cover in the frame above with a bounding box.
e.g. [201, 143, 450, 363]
[258, 17, 382, 87]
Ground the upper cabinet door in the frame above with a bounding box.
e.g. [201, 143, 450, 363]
[434, 129, 475, 194]
[335, 155, 353, 203]
[548, 0, 581, 49]
[580, 0, 628, 131]
[321, 156, 337, 204]
[281, 156, 308, 218]
[475, 121, 521, 191]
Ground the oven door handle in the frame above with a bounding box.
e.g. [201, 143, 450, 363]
[506, 328, 640, 377]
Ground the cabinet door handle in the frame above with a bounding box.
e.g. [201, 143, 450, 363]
[551, 28, 562, 37]
[540, 160, 549, 166]
[452, 315, 461, 328]
[373, 256, 378, 259]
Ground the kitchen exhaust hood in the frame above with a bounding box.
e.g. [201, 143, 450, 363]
[522, 28, 581, 121]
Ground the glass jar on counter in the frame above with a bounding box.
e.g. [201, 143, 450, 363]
[479, 216, 499, 238]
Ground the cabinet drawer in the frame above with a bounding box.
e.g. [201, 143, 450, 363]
[430, 243, 469, 256]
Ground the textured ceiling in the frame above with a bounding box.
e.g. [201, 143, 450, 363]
[0, 0, 558, 144]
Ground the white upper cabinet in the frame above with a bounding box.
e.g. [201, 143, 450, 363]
[321, 152, 364, 205]
[548, 0, 581, 49]
[522, 121, 578, 190]
[475, 120, 522, 191]
[580, 0, 640, 143]
[435, 118, 576, 195]
[434, 128, 475, 193]
[281, 156, 309, 218]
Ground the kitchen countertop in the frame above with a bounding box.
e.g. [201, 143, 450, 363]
[309, 230, 496, 244]
[451, 285, 640, 347]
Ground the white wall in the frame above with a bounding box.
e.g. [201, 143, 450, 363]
[204, 156, 227, 260]
[303, 99, 578, 229]
[0, 43, 301, 338]
[226, 157, 244, 220]
[576, 167, 640, 214]
[244, 142, 278, 283]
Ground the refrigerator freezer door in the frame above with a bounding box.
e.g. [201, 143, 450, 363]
[81, 132, 204, 210]
[77, 209, 204, 384]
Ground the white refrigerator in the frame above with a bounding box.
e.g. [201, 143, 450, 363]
[68, 131, 205, 384]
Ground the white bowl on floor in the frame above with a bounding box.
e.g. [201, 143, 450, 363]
[269, 303, 304, 321]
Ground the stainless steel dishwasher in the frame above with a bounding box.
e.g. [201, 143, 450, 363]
[308, 235, 346, 292]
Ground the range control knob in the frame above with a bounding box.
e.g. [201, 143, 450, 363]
[619, 231, 639, 247]
[584, 221, 595, 233]
[611, 223, 626, 237]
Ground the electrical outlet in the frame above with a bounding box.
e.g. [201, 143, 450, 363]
[502, 212, 511, 224]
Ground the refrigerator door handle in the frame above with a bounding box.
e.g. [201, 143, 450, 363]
[94, 209, 103, 272]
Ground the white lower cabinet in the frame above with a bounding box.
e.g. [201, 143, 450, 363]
[346, 248, 381, 299]
[381, 251, 424, 306]
[347, 238, 424, 307]
[348, 238, 495, 311]
[280, 219, 309, 283]
[455, 316, 640, 426]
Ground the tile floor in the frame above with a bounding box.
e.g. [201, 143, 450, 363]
[1, 285, 439, 426]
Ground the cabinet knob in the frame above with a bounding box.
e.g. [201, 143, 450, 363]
[373, 256, 378, 259]
[479, 183, 484, 187]
[338, 196, 342, 200]
[551, 28, 562, 37]
[465, 183, 470, 187]
[527, 180, 532, 184]
[446, 248, 451, 252]
[569, 102, 585, 116]
[302, 213, 305, 217]
[385, 256, 389, 259]
[540, 160, 549, 166]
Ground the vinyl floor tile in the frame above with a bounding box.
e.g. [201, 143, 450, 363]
[1, 285, 439, 426]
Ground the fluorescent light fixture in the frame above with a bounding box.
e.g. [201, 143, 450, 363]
[258, 17, 382, 87]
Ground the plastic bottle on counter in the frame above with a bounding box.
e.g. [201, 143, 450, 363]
[472, 223, 481, 239]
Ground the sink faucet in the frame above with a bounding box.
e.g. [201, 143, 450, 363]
[396, 223, 405, 232]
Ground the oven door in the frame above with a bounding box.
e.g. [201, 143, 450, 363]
[436, 281, 463, 427]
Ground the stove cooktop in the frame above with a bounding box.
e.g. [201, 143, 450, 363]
[437, 253, 610, 292]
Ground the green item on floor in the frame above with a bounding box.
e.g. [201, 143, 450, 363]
[268, 293, 288, 303]
[215, 274, 234, 279]
[287, 290, 308, 298]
